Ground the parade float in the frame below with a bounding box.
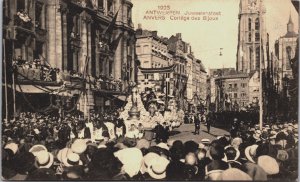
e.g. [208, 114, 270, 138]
[119, 86, 183, 139]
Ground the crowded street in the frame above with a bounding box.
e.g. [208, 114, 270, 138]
[1, 0, 299, 181]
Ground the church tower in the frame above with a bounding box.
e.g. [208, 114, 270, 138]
[236, 0, 267, 73]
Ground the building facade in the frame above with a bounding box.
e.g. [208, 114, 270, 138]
[3, 0, 137, 117]
[135, 29, 207, 112]
[215, 73, 250, 111]
[135, 26, 174, 95]
[236, 0, 267, 73]
[274, 14, 298, 91]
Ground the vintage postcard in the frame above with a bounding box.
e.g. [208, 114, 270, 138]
[1, 0, 299, 181]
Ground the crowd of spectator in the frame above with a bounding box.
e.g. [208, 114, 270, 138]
[2, 110, 298, 181]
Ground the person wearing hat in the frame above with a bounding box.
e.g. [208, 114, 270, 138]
[115, 118, 126, 138]
[114, 147, 144, 180]
[194, 114, 201, 135]
[147, 155, 170, 180]
[217, 168, 252, 180]
[9, 152, 36, 180]
[87, 148, 122, 180]
[34, 150, 54, 169]
[224, 146, 243, 170]
[242, 144, 268, 180]
[166, 159, 186, 180]
[205, 144, 229, 180]
[257, 155, 279, 179]
[274, 132, 288, 150]
[206, 111, 212, 134]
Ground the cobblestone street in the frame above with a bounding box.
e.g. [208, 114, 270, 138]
[169, 123, 230, 143]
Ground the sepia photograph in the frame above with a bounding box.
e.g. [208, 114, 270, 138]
[1, 0, 299, 181]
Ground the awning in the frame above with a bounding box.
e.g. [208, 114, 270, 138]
[5, 84, 63, 94]
[113, 95, 127, 102]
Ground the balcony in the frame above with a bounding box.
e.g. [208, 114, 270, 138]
[14, 59, 61, 85]
[91, 76, 125, 93]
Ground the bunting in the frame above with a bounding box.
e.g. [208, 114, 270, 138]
[109, 32, 124, 53]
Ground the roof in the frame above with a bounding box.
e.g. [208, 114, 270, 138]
[283, 31, 298, 38]
[215, 73, 249, 80]
[139, 64, 176, 73]
[199, 61, 207, 73]
[136, 29, 168, 44]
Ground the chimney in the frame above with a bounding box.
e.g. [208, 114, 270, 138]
[138, 23, 142, 29]
[176, 33, 182, 40]
[136, 23, 143, 35]
[152, 31, 158, 37]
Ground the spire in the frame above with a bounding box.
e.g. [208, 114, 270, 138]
[288, 11, 293, 24]
[287, 11, 294, 33]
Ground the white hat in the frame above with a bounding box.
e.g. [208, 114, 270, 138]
[201, 138, 210, 144]
[71, 139, 87, 154]
[217, 168, 252, 180]
[156, 142, 169, 151]
[35, 150, 54, 168]
[29, 144, 48, 156]
[57, 148, 72, 163]
[148, 156, 170, 179]
[140, 152, 160, 174]
[257, 155, 279, 175]
[4, 142, 18, 154]
[33, 128, 40, 135]
[97, 143, 107, 149]
[198, 143, 205, 149]
[63, 152, 83, 167]
[245, 144, 258, 163]
[114, 148, 143, 178]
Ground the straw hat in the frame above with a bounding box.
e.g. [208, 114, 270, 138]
[245, 144, 258, 163]
[140, 152, 160, 174]
[201, 138, 210, 144]
[257, 155, 279, 175]
[29, 145, 48, 156]
[71, 139, 87, 154]
[63, 152, 83, 167]
[217, 168, 252, 180]
[114, 148, 143, 178]
[35, 150, 54, 169]
[148, 156, 170, 179]
[156, 142, 169, 151]
[4, 142, 19, 155]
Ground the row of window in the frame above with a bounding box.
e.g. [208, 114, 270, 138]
[144, 73, 171, 79]
[248, 32, 260, 42]
[248, 17, 260, 31]
[228, 92, 247, 98]
[228, 82, 247, 88]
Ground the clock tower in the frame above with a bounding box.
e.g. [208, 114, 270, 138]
[236, 0, 267, 73]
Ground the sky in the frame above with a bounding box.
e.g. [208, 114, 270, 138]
[131, 0, 299, 70]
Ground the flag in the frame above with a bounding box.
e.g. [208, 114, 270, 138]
[109, 32, 124, 53]
[102, 8, 120, 42]
[81, 56, 90, 79]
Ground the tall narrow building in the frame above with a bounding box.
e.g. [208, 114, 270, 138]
[236, 0, 267, 73]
